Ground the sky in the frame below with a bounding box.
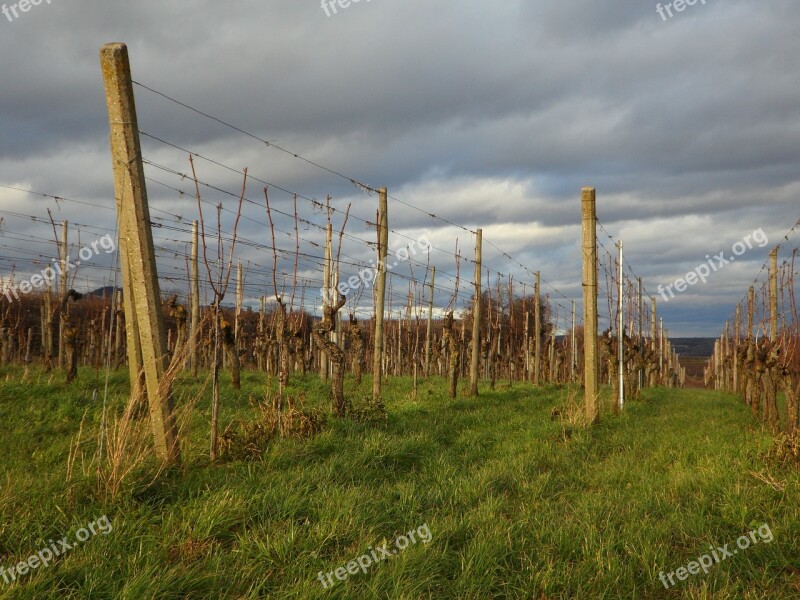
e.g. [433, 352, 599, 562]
[1, 0, 798, 337]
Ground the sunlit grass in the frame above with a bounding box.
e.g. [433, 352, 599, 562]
[0, 366, 798, 598]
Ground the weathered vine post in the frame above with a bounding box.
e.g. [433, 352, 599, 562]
[424, 266, 435, 376]
[734, 303, 741, 392]
[617, 241, 624, 410]
[533, 271, 541, 385]
[469, 228, 482, 396]
[113, 289, 123, 365]
[100, 42, 180, 465]
[236, 260, 243, 344]
[650, 298, 657, 342]
[769, 248, 778, 341]
[234, 258, 243, 374]
[581, 187, 599, 424]
[190, 220, 200, 376]
[650, 297, 657, 387]
[637, 277, 643, 389]
[372, 187, 389, 402]
[713, 339, 720, 390]
[58, 220, 68, 369]
[42, 284, 52, 368]
[523, 287, 529, 377]
[723, 321, 730, 390]
[659, 318, 664, 384]
[767, 248, 780, 429]
[746, 286, 756, 408]
[571, 299, 576, 382]
[321, 223, 332, 381]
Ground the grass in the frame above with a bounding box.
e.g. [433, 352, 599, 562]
[0, 366, 798, 598]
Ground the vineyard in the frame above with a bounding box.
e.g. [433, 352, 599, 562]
[0, 45, 692, 464]
[0, 40, 798, 599]
[707, 236, 800, 440]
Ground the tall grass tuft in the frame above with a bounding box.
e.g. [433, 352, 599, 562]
[66, 336, 204, 501]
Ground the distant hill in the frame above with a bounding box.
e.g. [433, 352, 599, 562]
[670, 338, 715, 357]
[85, 286, 121, 299]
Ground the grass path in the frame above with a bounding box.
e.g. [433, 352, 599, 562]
[0, 370, 798, 598]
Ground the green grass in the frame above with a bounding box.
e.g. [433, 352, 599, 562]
[0, 367, 798, 598]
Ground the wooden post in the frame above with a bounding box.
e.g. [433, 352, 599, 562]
[747, 286, 754, 338]
[335, 264, 344, 353]
[100, 42, 180, 465]
[190, 220, 200, 377]
[534, 271, 541, 385]
[734, 303, 741, 392]
[523, 284, 529, 378]
[372, 187, 389, 402]
[497, 305, 503, 355]
[581, 187, 599, 423]
[617, 241, 624, 410]
[386, 279, 393, 376]
[637, 277, 643, 389]
[424, 266, 435, 377]
[58, 220, 68, 368]
[257, 296, 265, 372]
[236, 260, 243, 343]
[723, 321, 729, 391]
[571, 299, 576, 382]
[664, 336, 670, 387]
[460, 316, 466, 378]
[113, 289, 123, 364]
[332, 228, 343, 357]
[673, 349, 679, 382]
[484, 268, 492, 380]
[469, 228, 483, 396]
[659, 318, 664, 383]
[507, 276, 514, 381]
[398, 306, 403, 376]
[42, 286, 52, 367]
[321, 224, 332, 381]
[650, 298, 657, 342]
[769, 248, 778, 341]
